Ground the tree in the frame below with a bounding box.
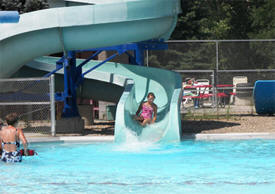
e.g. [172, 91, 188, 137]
[172, 0, 254, 40]
[172, 0, 210, 40]
[249, 0, 275, 39]
[0, 0, 48, 13]
[0, 0, 23, 12]
[24, 0, 48, 13]
[169, 0, 275, 70]
[247, 0, 275, 69]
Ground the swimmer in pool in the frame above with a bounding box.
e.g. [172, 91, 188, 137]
[0, 113, 28, 163]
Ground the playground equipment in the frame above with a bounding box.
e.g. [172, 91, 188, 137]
[0, 0, 182, 142]
[254, 80, 275, 115]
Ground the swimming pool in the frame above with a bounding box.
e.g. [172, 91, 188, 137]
[1, 139, 275, 194]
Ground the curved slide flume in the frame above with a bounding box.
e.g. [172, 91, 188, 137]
[0, 0, 182, 142]
[19, 56, 183, 142]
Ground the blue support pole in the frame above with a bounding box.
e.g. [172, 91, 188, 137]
[0, 11, 20, 23]
[134, 44, 145, 66]
[62, 51, 81, 117]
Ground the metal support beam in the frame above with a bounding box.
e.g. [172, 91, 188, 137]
[82, 52, 119, 76]
[134, 44, 144, 66]
[78, 50, 102, 69]
[44, 56, 65, 78]
[75, 41, 168, 66]
[47, 40, 167, 118]
[62, 51, 81, 117]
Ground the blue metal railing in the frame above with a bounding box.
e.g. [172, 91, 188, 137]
[43, 41, 168, 117]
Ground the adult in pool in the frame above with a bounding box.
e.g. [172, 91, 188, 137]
[0, 113, 29, 163]
[134, 92, 158, 126]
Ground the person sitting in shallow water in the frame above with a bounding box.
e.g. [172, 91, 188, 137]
[0, 113, 28, 163]
[134, 92, 158, 126]
[0, 118, 3, 157]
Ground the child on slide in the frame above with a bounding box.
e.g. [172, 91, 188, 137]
[134, 92, 157, 126]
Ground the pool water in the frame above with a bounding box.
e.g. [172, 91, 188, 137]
[1, 139, 275, 194]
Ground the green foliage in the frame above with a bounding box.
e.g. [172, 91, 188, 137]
[0, 0, 23, 11]
[149, 42, 216, 70]
[172, 0, 254, 40]
[249, 0, 275, 39]
[168, 0, 275, 70]
[172, 0, 210, 40]
[24, 0, 49, 13]
[0, 0, 48, 13]
[0, 0, 274, 70]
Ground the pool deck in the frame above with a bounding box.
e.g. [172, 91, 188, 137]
[25, 133, 114, 143]
[22, 115, 274, 143]
[182, 133, 275, 140]
[25, 133, 275, 143]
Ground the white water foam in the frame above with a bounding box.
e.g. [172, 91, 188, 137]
[139, 124, 164, 142]
[113, 127, 158, 152]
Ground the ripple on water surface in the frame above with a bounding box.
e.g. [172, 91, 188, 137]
[1, 139, 275, 194]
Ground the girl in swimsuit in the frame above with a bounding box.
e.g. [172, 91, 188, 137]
[0, 113, 28, 163]
[134, 92, 158, 126]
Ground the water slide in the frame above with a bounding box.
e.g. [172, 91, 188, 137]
[0, 0, 182, 142]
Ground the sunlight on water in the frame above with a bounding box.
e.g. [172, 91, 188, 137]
[1, 140, 275, 194]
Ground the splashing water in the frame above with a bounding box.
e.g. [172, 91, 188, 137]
[139, 124, 164, 142]
[114, 127, 157, 152]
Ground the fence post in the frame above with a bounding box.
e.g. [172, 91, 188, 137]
[50, 75, 56, 136]
[210, 70, 216, 107]
[213, 40, 220, 107]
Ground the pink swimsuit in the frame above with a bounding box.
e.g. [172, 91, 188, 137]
[140, 104, 154, 119]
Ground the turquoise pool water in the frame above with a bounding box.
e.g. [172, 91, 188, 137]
[1, 139, 275, 194]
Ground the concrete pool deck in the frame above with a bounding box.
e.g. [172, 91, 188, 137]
[24, 115, 274, 142]
[25, 133, 114, 143]
[182, 133, 275, 140]
[25, 133, 275, 143]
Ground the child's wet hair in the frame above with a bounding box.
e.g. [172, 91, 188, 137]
[147, 92, 155, 98]
[5, 113, 19, 126]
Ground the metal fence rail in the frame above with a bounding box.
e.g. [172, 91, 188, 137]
[147, 40, 275, 115]
[0, 75, 55, 135]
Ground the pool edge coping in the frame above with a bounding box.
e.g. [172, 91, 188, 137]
[28, 136, 115, 143]
[27, 133, 275, 143]
[182, 132, 275, 140]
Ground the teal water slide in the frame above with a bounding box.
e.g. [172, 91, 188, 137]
[0, 0, 182, 142]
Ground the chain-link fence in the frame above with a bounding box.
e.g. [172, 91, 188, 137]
[0, 76, 55, 135]
[147, 40, 275, 116]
